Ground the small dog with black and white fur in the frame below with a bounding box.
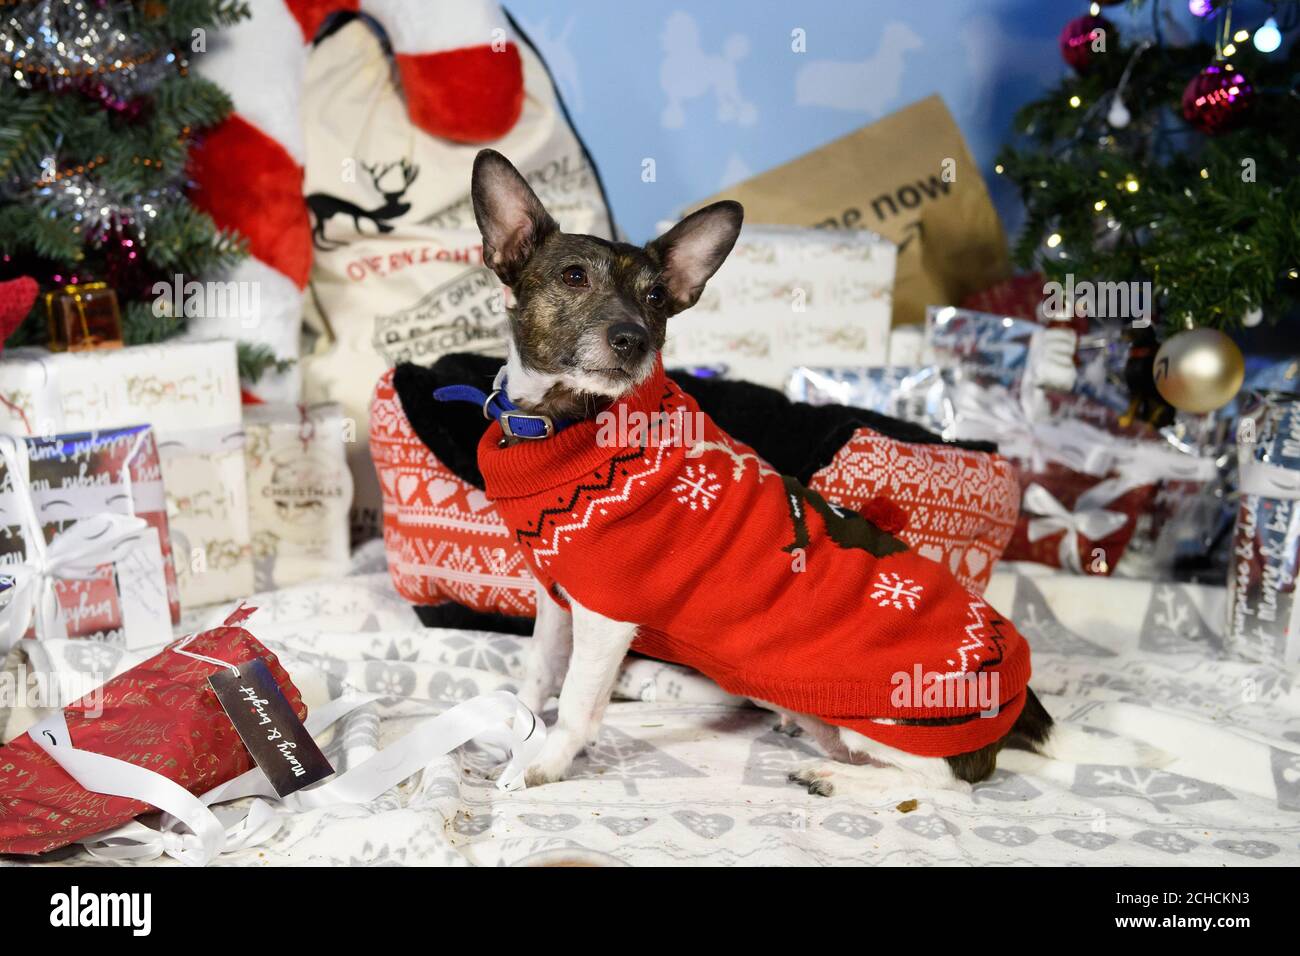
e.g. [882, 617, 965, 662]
[436, 149, 1165, 797]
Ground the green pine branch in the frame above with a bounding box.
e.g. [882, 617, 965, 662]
[145, 203, 247, 275]
[123, 298, 185, 344]
[997, 11, 1300, 333]
[237, 342, 295, 383]
[0, 0, 252, 347]
[0, 87, 82, 186]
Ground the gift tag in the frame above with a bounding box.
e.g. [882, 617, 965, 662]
[209, 659, 334, 796]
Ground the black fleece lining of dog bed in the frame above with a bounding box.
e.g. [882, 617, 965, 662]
[393, 352, 996, 492]
[415, 601, 535, 635]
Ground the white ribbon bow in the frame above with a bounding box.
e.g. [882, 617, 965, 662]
[30, 688, 545, 866]
[0, 435, 151, 651]
[1023, 481, 1134, 573]
[948, 381, 1220, 487]
[947, 382, 1116, 476]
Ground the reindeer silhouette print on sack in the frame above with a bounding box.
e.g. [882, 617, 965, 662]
[307, 159, 420, 250]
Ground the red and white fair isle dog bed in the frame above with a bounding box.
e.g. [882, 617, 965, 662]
[370, 354, 1021, 621]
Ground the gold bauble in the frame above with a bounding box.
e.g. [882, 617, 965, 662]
[1152, 327, 1245, 414]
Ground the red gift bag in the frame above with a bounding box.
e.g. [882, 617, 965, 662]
[0, 606, 305, 857]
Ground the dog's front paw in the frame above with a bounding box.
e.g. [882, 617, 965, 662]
[524, 764, 566, 787]
[522, 733, 580, 787]
[516, 686, 547, 715]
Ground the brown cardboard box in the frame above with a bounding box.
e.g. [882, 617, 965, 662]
[690, 95, 1009, 328]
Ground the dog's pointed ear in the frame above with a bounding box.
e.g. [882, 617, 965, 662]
[471, 149, 558, 286]
[646, 201, 743, 313]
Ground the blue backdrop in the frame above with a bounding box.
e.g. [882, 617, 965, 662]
[504, 0, 1228, 244]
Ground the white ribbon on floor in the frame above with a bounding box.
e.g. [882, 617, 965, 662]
[1023, 481, 1135, 573]
[29, 689, 544, 866]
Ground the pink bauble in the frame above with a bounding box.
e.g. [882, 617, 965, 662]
[1182, 65, 1254, 134]
[1060, 15, 1116, 73]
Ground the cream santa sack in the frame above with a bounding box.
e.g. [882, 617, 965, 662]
[186, 0, 532, 402]
[300, 17, 614, 542]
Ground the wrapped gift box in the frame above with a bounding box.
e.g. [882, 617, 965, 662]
[0, 342, 252, 609]
[1004, 462, 1158, 576]
[1228, 394, 1300, 664]
[787, 366, 950, 432]
[0, 426, 175, 648]
[244, 403, 353, 591]
[924, 304, 1223, 580]
[158, 427, 254, 609]
[661, 225, 895, 390]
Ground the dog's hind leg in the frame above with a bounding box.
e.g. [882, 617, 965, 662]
[777, 713, 970, 797]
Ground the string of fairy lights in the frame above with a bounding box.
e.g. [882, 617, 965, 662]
[998, 0, 1292, 265]
[997, 0, 1297, 413]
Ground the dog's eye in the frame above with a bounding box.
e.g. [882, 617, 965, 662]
[560, 266, 588, 288]
[645, 284, 667, 308]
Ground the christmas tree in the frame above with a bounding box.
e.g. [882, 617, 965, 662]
[997, 0, 1299, 336]
[0, 0, 249, 347]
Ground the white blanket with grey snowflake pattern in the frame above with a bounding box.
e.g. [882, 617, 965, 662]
[3, 545, 1298, 866]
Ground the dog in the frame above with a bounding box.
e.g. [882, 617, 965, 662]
[457, 149, 1162, 797]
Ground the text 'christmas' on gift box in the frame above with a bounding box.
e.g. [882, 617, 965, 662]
[244, 402, 353, 591]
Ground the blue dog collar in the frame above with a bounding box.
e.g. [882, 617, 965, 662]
[433, 368, 571, 441]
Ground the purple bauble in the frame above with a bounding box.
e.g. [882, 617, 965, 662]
[1182, 65, 1255, 134]
[1059, 15, 1116, 73]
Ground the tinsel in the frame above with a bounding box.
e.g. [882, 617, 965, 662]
[0, 0, 181, 100]
[30, 164, 177, 246]
[0, 0, 250, 348]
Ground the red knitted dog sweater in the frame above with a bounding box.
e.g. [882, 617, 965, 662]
[478, 363, 1032, 757]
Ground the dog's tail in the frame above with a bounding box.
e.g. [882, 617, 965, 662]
[1032, 723, 1171, 767]
[1009, 687, 1172, 768]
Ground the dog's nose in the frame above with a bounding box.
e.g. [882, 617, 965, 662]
[607, 322, 649, 359]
